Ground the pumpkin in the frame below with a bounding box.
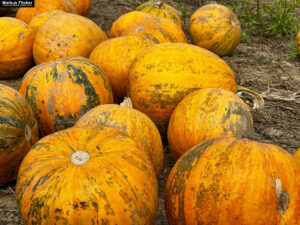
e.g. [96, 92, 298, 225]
[297, 31, 300, 57]
[89, 36, 155, 99]
[189, 3, 241, 56]
[109, 11, 155, 38]
[165, 137, 300, 225]
[28, 10, 65, 35]
[0, 84, 39, 185]
[18, 56, 113, 137]
[168, 88, 254, 160]
[70, 0, 91, 15]
[16, 0, 76, 24]
[121, 17, 187, 44]
[136, 0, 182, 28]
[294, 148, 300, 164]
[128, 43, 236, 136]
[75, 97, 164, 176]
[0, 17, 34, 79]
[16, 125, 158, 225]
[33, 13, 107, 64]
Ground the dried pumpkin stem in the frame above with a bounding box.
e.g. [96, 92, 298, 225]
[120, 97, 133, 108]
[154, 0, 163, 8]
[237, 85, 265, 110]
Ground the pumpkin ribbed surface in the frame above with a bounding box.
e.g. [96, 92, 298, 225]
[16, 0, 76, 24]
[33, 13, 107, 64]
[136, 0, 182, 28]
[0, 17, 34, 79]
[0, 84, 39, 185]
[121, 17, 187, 44]
[75, 102, 164, 176]
[16, 125, 158, 225]
[189, 4, 241, 56]
[165, 137, 300, 225]
[89, 36, 155, 99]
[128, 43, 236, 136]
[168, 88, 254, 160]
[294, 148, 300, 164]
[18, 56, 113, 137]
[70, 0, 91, 15]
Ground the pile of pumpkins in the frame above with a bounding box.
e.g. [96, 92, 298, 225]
[0, 0, 300, 224]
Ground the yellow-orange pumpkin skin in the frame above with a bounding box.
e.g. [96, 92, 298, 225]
[294, 148, 300, 164]
[128, 43, 236, 136]
[33, 13, 107, 64]
[165, 137, 300, 225]
[16, 0, 76, 24]
[75, 101, 164, 176]
[168, 88, 254, 160]
[89, 36, 155, 99]
[28, 10, 65, 35]
[189, 4, 241, 56]
[70, 0, 91, 15]
[109, 11, 154, 38]
[0, 17, 34, 79]
[0, 84, 39, 185]
[121, 17, 187, 44]
[16, 125, 158, 225]
[136, 0, 182, 28]
[18, 57, 113, 137]
[297, 31, 300, 58]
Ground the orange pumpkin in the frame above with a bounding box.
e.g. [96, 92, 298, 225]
[75, 98, 164, 176]
[89, 36, 155, 99]
[16, 125, 158, 225]
[33, 13, 107, 64]
[189, 4, 241, 56]
[0, 84, 39, 185]
[165, 137, 300, 225]
[109, 11, 154, 38]
[18, 57, 113, 137]
[121, 17, 187, 44]
[70, 0, 91, 15]
[294, 148, 300, 164]
[16, 0, 76, 24]
[0, 17, 34, 79]
[128, 43, 237, 136]
[28, 10, 65, 35]
[136, 0, 182, 28]
[297, 31, 300, 57]
[168, 88, 254, 160]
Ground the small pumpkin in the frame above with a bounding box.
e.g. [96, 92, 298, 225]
[75, 97, 164, 176]
[168, 88, 254, 160]
[109, 11, 155, 38]
[28, 10, 65, 35]
[18, 56, 113, 137]
[136, 0, 182, 28]
[16, 0, 76, 24]
[121, 17, 187, 44]
[297, 31, 300, 57]
[70, 0, 91, 15]
[0, 17, 34, 79]
[89, 36, 155, 99]
[33, 13, 107, 64]
[189, 3, 241, 56]
[0, 84, 39, 185]
[294, 148, 300, 164]
[16, 125, 158, 225]
[165, 137, 300, 225]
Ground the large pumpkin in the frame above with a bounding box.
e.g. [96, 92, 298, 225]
[189, 4, 241, 56]
[121, 17, 187, 44]
[75, 98, 164, 176]
[16, 0, 76, 24]
[0, 17, 34, 79]
[136, 0, 182, 28]
[297, 31, 300, 57]
[0, 84, 39, 185]
[70, 0, 91, 15]
[16, 125, 158, 225]
[165, 137, 300, 225]
[89, 36, 155, 99]
[33, 13, 107, 64]
[168, 88, 254, 160]
[128, 43, 236, 136]
[109, 11, 154, 38]
[18, 56, 113, 137]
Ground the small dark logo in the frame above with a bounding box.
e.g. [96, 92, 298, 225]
[0, 0, 34, 7]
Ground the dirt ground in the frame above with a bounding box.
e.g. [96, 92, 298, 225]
[0, 0, 299, 224]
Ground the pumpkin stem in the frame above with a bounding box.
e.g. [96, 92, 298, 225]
[120, 97, 133, 108]
[24, 124, 31, 141]
[71, 150, 90, 166]
[154, 0, 163, 8]
[237, 86, 265, 110]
